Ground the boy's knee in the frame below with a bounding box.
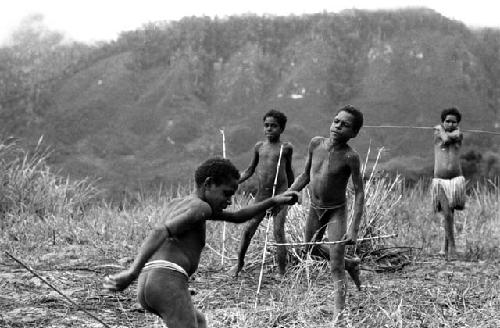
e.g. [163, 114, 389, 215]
[273, 229, 285, 241]
[196, 310, 207, 328]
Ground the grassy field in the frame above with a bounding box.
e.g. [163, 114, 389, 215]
[1, 141, 499, 327]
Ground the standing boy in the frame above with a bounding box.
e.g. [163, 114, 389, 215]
[103, 158, 298, 328]
[233, 109, 294, 277]
[289, 105, 365, 320]
[432, 107, 465, 260]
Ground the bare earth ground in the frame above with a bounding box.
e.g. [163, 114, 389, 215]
[1, 245, 499, 328]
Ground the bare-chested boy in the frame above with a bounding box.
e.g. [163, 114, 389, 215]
[289, 105, 365, 320]
[103, 158, 298, 328]
[432, 107, 466, 260]
[233, 109, 294, 277]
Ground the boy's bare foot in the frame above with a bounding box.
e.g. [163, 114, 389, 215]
[345, 257, 362, 291]
[446, 250, 459, 261]
[229, 263, 243, 278]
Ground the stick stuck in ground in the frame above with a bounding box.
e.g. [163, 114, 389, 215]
[255, 144, 284, 308]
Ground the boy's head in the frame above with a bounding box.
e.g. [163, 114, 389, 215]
[330, 105, 364, 141]
[195, 157, 240, 211]
[440, 107, 461, 132]
[263, 109, 287, 130]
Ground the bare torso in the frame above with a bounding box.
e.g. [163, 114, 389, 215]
[255, 142, 291, 200]
[434, 127, 463, 179]
[150, 196, 206, 276]
[309, 137, 353, 206]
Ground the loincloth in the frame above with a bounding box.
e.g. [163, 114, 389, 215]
[431, 176, 466, 211]
[310, 201, 346, 222]
[141, 260, 189, 278]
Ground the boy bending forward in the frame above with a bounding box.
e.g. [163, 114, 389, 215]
[103, 158, 297, 328]
[289, 105, 365, 320]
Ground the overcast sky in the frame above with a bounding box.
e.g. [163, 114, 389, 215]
[1, 0, 500, 44]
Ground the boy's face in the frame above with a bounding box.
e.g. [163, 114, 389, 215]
[442, 114, 459, 132]
[205, 177, 238, 212]
[263, 116, 283, 141]
[330, 111, 357, 142]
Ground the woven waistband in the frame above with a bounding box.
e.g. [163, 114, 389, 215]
[142, 260, 189, 278]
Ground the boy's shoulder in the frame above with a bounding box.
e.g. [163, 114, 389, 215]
[254, 140, 265, 150]
[282, 141, 294, 150]
[185, 195, 213, 219]
[344, 145, 360, 161]
[310, 136, 326, 146]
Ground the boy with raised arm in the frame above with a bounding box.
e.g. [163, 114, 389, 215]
[233, 109, 294, 277]
[103, 158, 298, 328]
[289, 105, 365, 320]
[432, 107, 466, 260]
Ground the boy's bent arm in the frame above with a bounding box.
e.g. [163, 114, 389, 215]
[289, 138, 317, 191]
[285, 143, 295, 188]
[238, 142, 261, 184]
[345, 152, 364, 243]
[215, 191, 298, 223]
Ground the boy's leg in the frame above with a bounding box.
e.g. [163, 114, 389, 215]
[344, 256, 361, 291]
[304, 206, 328, 257]
[327, 207, 347, 321]
[273, 206, 288, 275]
[138, 269, 201, 328]
[445, 209, 457, 259]
[233, 212, 266, 277]
[436, 186, 452, 257]
[196, 310, 207, 328]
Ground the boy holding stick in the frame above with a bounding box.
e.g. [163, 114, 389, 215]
[288, 105, 365, 320]
[103, 158, 298, 328]
[233, 109, 294, 277]
[432, 107, 466, 260]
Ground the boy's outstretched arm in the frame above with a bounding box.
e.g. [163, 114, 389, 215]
[289, 138, 317, 192]
[285, 143, 295, 188]
[104, 204, 210, 291]
[215, 191, 299, 224]
[238, 142, 261, 184]
[343, 152, 364, 244]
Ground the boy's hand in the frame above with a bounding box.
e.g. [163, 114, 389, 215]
[103, 269, 137, 292]
[341, 231, 358, 245]
[275, 191, 300, 205]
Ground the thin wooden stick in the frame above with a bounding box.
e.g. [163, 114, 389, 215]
[4, 251, 112, 328]
[255, 144, 284, 308]
[220, 128, 227, 265]
[267, 233, 398, 247]
[364, 125, 500, 136]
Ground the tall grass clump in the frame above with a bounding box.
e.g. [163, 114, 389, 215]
[392, 178, 500, 260]
[0, 137, 100, 248]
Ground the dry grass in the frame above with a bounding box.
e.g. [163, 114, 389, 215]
[0, 141, 499, 327]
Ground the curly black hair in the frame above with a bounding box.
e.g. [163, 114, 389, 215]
[195, 157, 240, 187]
[440, 107, 462, 123]
[338, 104, 364, 133]
[263, 109, 288, 130]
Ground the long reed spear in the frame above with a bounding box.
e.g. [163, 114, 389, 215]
[220, 129, 227, 265]
[255, 144, 284, 308]
[267, 233, 398, 247]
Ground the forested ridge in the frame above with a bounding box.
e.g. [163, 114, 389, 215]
[1, 8, 499, 196]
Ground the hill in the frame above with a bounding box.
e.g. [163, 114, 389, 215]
[1, 9, 499, 197]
